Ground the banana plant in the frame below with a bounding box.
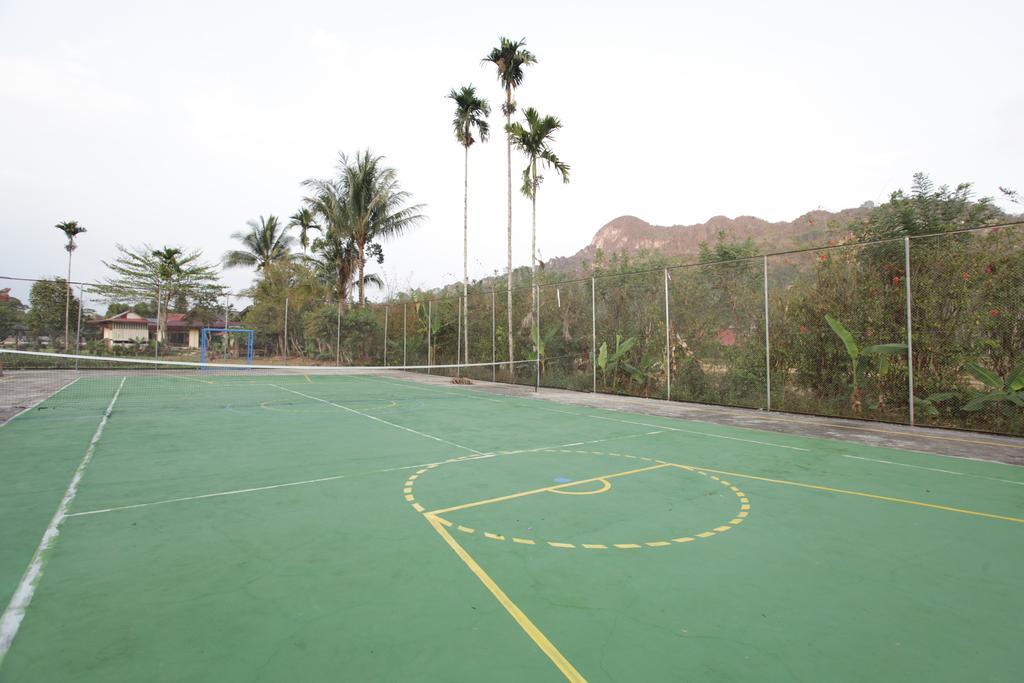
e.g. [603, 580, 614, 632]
[622, 354, 663, 398]
[825, 315, 907, 414]
[597, 334, 636, 390]
[527, 324, 559, 373]
[962, 362, 1024, 424]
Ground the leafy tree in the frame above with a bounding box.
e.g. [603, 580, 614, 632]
[855, 173, 1005, 241]
[447, 84, 491, 362]
[26, 278, 80, 343]
[223, 215, 294, 271]
[0, 292, 27, 341]
[483, 36, 536, 368]
[54, 220, 86, 348]
[93, 245, 223, 343]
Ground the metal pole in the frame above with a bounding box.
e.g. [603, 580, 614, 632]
[75, 284, 84, 370]
[763, 256, 771, 411]
[457, 297, 462, 377]
[591, 276, 597, 393]
[384, 304, 389, 366]
[403, 302, 407, 366]
[154, 284, 161, 359]
[223, 294, 230, 357]
[336, 299, 342, 366]
[491, 289, 496, 382]
[427, 300, 432, 374]
[904, 237, 915, 426]
[535, 285, 540, 392]
[283, 295, 289, 364]
[664, 269, 671, 400]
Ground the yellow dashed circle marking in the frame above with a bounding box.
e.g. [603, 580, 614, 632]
[403, 449, 751, 551]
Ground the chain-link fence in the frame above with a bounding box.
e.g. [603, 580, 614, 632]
[3, 223, 1022, 435]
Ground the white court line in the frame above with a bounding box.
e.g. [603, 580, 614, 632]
[0, 376, 125, 665]
[66, 431, 663, 518]
[0, 377, 81, 428]
[534, 404, 811, 452]
[269, 383, 485, 455]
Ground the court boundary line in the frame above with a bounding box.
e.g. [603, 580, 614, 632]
[65, 433, 662, 518]
[269, 383, 484, 455]
[0, 376, 125, 666]
[0, 377, 81, 428]
[370, 373, 1024, 467]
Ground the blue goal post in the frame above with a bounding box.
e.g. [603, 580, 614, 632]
[200, 328, 254, 366]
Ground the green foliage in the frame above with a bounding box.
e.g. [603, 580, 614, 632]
[26, 278, 80, 342]
[447, 85, 490, 148]
[0, 294, 26, 340]
[824, 314, 907, 413]
[961, 363, 1024, 423]
[223, 215, 294, 271]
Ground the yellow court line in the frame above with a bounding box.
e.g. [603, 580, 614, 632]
[304, 374, 312, 383]
[424, 514, 586, 682]
[549, 478, 612, 496]
[667, 464, 1024, 524]
[167, 375, 216, 385]
[429, 463, 670, 515]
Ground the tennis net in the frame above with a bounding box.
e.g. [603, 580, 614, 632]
[0, 349, 540, 422]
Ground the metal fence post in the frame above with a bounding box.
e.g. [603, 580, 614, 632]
[664, 269, 671, 401]
[427, 299, 432, 374]
[383, 304, 389, 366]
[155, 283, 161, 360]
[763, 256, 771, 411]
[591, 276, 597, 393]
[457, 297, 462, 377]
[283, 295, 288, 364]
[535, 285, 540, 392]
[223, 293, 231, 357]
[491, 289, 496, 382]
[335, 299, 342, 366]
[75, 284, 84, 370]
[905, 237, 915, 426]
[403, 302, 407, 366]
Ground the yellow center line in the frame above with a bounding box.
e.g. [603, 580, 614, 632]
[424, 514, 585, 682]
[428, 463, 670, 515]
[666, 464, 1024, 524]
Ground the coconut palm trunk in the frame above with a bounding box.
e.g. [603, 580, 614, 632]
[505, 90, 514, 372]
[463, 145, 470, 363]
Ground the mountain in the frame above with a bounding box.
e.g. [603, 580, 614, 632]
[541, 207, 871, 275]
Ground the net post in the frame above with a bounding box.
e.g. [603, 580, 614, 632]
[904, 236, 915, 426]
[384, 303, 389, 367]
[763, 255, 771, 411]
[664, 269, 670, 401]
[403, 302, 407, 366]
[591, 276, 597, 393]
[491, 289, 496, 382]
[283, 294, 289, 365]
[427, 299, 432, 375]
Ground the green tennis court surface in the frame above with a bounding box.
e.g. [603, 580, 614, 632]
[1, 371, 1022, 682]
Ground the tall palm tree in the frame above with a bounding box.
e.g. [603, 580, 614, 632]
[55, 220, 86, 349]
[483, 37, 535, 368]
[302, 177, 355, 307]
[337, 150, 424, 306]
[506, 108, 570, 293]
[223, 215, 294, 271]
[288, 207, 321, 253]
[447, 85, 490, 363]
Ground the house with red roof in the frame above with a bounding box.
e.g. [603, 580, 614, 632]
[91, 311, 238, 349]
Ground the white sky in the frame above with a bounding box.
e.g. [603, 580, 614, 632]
[1, 0, 1021, 305]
